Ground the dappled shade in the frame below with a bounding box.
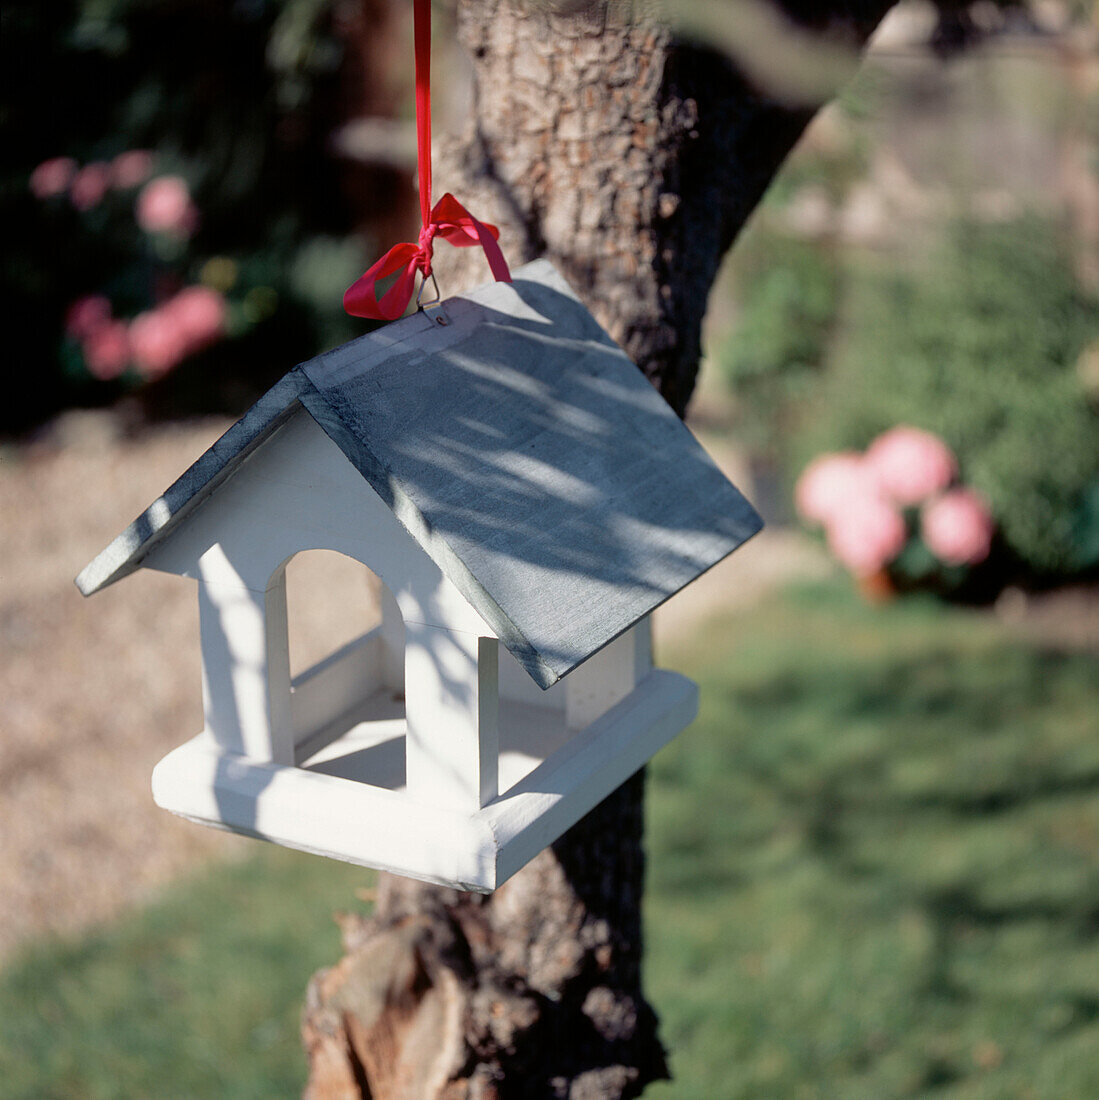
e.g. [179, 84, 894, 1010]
[78, 260, 762, 687]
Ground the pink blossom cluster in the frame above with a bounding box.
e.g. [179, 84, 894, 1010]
[795, 426, 994, 575]
[30, 151, 154, 210]
[135, 176, 199, 238]
[66, 295, 130, 380]
[65, 286, 227, 382]
[129, 286, 227, 377]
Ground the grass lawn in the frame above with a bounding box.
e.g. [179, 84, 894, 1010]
[646, 583, 1099, 1100]
[0, 848, 369, 1099]
[3, 581, 1097, 1098]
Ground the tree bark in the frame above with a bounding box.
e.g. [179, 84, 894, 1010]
[302, 3, 893, 1097]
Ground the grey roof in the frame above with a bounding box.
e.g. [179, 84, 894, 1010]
[77, 260, 762, 688]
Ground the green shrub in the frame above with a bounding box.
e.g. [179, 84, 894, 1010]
[2, 0, 369, 433]
[720, 217, 1099, 578]
[715, 233, 842, 459]
[808, 219, 1099, 576]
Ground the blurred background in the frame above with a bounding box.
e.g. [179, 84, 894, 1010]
[1, 1, 1097, 1096]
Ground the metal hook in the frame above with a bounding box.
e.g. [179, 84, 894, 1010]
[416, 271, 441, 311]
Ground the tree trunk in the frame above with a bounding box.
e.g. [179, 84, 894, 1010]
[302, 3, 893, 1097]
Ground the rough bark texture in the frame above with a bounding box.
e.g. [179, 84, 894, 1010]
[303, 3, 893, 1097]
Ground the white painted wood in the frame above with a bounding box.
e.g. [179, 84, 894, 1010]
[299, 688, 406, 785]
[296, 691, 569, 796]
[293, 684, 406, 771]
[565, 619, 652, 730]
[404, 625, 499, 812]
[77, 260, 762, 889]
[142, 409, 495, 638]
[263, 569, 295, 764]
[496, 697, 573, 792]
[478, 636, 500, 806]
[149, 410, 506, 816]
[289, 627, 383, 744]
[153, 737, 498, 891]
[378, 584, 405, 692]
[151, 668, 698, 892]
[197, 557, 295, 765]
[490, 668, 693, 884]
[290, 260, 761, 689]
[499, 643, 565, 710]
[80, 260, 761, 694]
[632, 616, 654, 680]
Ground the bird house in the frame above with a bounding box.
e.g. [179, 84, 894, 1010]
[77, 261, 762, 891]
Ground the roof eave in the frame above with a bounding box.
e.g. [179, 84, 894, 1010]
[74, 372, 308, 596]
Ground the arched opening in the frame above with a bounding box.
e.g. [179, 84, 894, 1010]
[285, 549, 384, 679]
[280, 549, 406, 789]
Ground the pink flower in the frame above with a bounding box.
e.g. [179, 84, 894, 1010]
[922, 489, 994, 567]
[129, 309, 188, 378]
[165, 286, 226, 349]
[83, 321, 130, 380]
[69, 162, 111, 211]
[65, 295, 112, 340]
[111, 150, 154, 189]
[136, 176, 199, 237]
[865, 426, 957, 506]
[30, 157, 78, 199]
[128, 287, 226, 380]
[795, 451, 883, 525]
[825, 495, 907, 576]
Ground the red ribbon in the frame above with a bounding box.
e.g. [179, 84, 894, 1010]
[343, 0, 510, 321]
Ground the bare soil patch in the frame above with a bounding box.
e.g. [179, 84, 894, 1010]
[0, 413, 245, 957]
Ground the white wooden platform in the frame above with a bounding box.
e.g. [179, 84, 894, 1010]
[151, 668, 697, 892]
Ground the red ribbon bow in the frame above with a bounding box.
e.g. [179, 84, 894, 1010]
[344, 193, 510, 321]
[343, 0, 510, 322]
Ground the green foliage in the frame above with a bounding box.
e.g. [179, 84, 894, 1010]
[715, 234, 841, 458]
[1, 0, 368, 433]
[3, 584, 1098, 1097]
[807, 220, 1099, 576]
[720, 217, 1099, 577]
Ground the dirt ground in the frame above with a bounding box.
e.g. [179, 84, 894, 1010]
[1, 413, 240, 959]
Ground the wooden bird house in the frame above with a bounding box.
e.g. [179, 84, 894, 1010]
[77, 261, 762, 891]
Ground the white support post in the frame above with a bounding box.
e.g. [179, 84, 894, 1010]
[566, 618, 652, 731]
[404, 624, 498, 812]
[378, 584, 405, 693]
[197, 564, 295, 765]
